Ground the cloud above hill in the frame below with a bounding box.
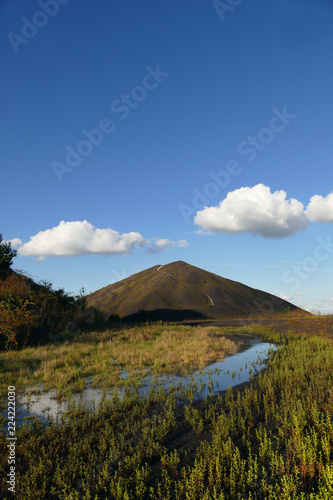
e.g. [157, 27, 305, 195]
[15, 221, 188, 260]
[306, 193, 333, 223]
[194, 184, 308, 238]
[194, 184, 333, 238]
[146, 238, 188, 254]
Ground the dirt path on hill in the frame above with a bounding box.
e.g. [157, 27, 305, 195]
[156, 265, 215, 306]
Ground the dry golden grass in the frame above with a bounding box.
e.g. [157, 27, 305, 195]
[0, 324, 240, 401]
[3, 313, 332, 403]
[109, 325, 239, 375]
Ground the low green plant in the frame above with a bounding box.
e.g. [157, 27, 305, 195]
[1, 324, 333, 498]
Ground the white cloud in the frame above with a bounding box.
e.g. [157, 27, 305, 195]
[194, 184, 308, 238]
[148, 239, 174, 253]
[276, 293, 292, 301]
[326, 297, 333, 303]
[15, 221, 187, 260]
[194, 229, 213, 236]
[306, 193, 333, 223]
[7, 238, 22, 250]
[271, 289, 293, 301]
[295, 291, 303, 296]
[308, 300, 333, 315]
[17, 220, 147, 259]
[146, 238, 188, 254]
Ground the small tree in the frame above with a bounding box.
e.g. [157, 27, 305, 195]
[0, 234, 17, 272]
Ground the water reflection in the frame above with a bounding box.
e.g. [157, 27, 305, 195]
[12, 337, 276, 426]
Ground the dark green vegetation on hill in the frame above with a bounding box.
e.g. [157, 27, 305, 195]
[86, 261, 301, 321]
[1, 320, 333, 499]
[0, 269, 95, 350]
[0, 234, 17, 274]
[0, 233, 103, 349]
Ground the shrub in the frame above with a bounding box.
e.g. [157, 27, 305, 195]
[0, 272, 92, 349]
[0, 272, 34, 348]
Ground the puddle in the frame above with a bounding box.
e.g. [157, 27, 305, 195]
[7, 336, 276, 427]
[136, 339, 275, 399]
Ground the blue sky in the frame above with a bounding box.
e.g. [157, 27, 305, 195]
[1, 0, 333, 314]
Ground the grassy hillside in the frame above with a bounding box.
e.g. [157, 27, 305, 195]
[86, 261, 301, 321]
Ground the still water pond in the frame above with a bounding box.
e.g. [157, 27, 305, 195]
[13, 336, 276, 426]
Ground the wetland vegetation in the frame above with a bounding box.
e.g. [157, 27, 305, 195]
[1, 318, 333, 499]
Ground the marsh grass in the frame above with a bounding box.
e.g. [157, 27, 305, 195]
[1, 323, 333, 498]
[0, 324, 239, 408]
